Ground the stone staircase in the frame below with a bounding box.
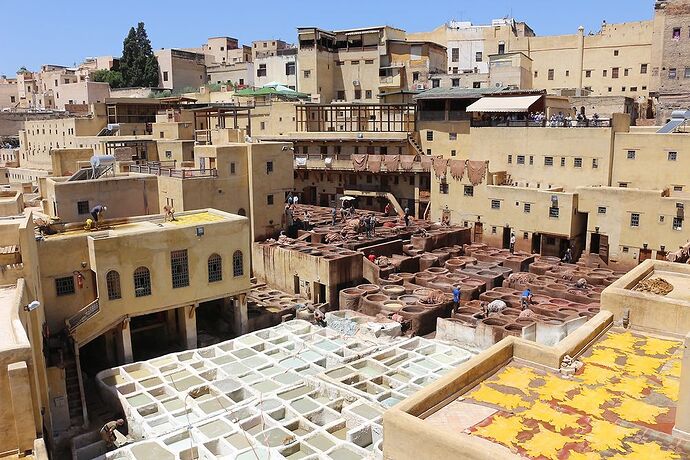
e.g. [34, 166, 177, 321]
[64, 354, 85, 427]
[407, 134, 425, 157]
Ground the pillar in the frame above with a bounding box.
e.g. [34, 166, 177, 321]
[8, 361, 38, 454]
[673, 332, 690, 441]
[104, 331, 116, 367]
[576, 26, 585, 90]
[234, 294, 248, 336]
[178, 305, 197, 350]
[165, 309, 177, 344]
[115, 319, 133, 364]
[413, 175, 420, 219]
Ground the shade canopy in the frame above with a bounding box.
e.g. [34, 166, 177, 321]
[466, 95, 542, 113]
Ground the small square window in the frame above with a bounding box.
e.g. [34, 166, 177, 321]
[668, 151, 677, 161]
[451, 150, 457, 157]
[491, 200, 501, 209]
[614, 50, 619, 56]
[619, 182, 629, 188]
[592, 158, 599, 168]
[77, 200, 90, 215]
[630, 213, 640, 227]
[674, 185, 683, 192]
[492, 226, 497, 234]
[507, 154, 512, 164]
[674, 217, 683, 230]
[55, 276, 75, 296]
[598, 206, 607, 214]
[544, 156, 553, 166]
[524, 203, 531, 213]
[439, 182, 449, 194]
[660, 215, 666, 223]
[669, 68, 677, 79]
[560, 157, 566, 167]
[449, 132, 457, 141]
[517, 155, 525, 165]
[426, 131, 434, 141]
[267, 195, 274, 205]
[549, 207, 559, 218]
[230, 162, 236, 174]
[627, 150, 636, 159]
[548, 69, 554, 80]
[464, 185, 474, 197]
[585, 70, 592, 78]
[622, 247, 629, 253]
[266, 161, 274, 173]
[641, 64, 648, 74]
[529, 156, 534, 165]
[574, 158, 583, 168]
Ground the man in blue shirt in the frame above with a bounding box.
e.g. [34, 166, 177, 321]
[452, 285, 461, 312]
[521, 288, 533, 310]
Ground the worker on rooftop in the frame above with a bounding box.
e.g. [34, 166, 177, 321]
[86, 204, 107, 230]
[163, 205, 176, 222]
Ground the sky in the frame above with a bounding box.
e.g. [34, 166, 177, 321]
[0, 0, 654, 76]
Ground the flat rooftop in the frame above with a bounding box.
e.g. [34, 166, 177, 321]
[43, 210, 239, 241]
[426, 329, 685, 458]
[95, 319, 477, 459]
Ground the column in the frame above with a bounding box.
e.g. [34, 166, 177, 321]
[8, 361, 38, 454]
[234, 294, 248, 336]
[165, 309, 177, 345]
[673, 332, 690, 441]
[116, 319, 133, 364]
[178, 305, 197, 350]
[413, 175, 420, 219]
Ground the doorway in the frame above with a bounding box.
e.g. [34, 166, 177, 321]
[473, 221, 484, 242]
[531, 233, 542, 255]
[502, 226, 512, 250]
[639, 247, 653, 264]
[590, 233, 609, 265]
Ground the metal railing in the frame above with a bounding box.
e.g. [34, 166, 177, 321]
[471, 118, 612, 128]
[130, 164, 218, 178]
[66, 298, 100, 333]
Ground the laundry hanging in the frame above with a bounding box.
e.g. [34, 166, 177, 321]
[400, 156, 415, 171]
[352, 154, 368, 172]
[432, 156, 448, 179]
[367, 155, 383, 173]
[449, 159, 467, 181]
[467, 160, 487, 185]
[420, 156, 432, 172]
[384, 154, 400, 172]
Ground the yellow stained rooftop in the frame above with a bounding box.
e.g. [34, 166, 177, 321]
[425, 330, 686, 459]
[45, 211, 235, 240]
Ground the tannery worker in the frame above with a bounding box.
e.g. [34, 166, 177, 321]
[100, 419, 125, 447]
[520, 288, 533, 310]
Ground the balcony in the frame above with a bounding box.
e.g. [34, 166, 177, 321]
[379, 74, 402, 88]
[294, 153, 425, 173]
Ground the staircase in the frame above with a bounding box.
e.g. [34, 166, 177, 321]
[407, 133, 425, 157]
[64, 353, 85, 427]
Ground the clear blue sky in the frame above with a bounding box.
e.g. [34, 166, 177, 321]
[0, 0, 653, 76]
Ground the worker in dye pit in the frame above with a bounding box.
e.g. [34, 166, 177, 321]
[369, 214, 377, 236]
[286, 192, 293, 205]
[313, 307, 326, 327]
[562, 247, 573, 264]
[404, 208, 410, 227]
[100, 419, 125, 448]
[510, 232, 516, 254]
[331, 206, 337, 226]
[384, 202, 392, 216]
[367, 253, 377, 263]
[482, 300, 508, 316]
[452, 285, 461, 312]
[293, 194, 299, 205]
[575, 278, 588, 289]
[89, 205, 107, 229]
[520, 288, 533, 310]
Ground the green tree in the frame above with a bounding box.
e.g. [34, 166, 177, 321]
[119, 22, 159, 87]
[92, 69, 125, 88]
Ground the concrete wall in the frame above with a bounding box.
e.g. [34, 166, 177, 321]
[43, 174, 160, 223]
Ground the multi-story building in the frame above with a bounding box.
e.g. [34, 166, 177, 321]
[417, 88, 690, 270]
[652, 0, 690, 122]
[155, 49, 208, 92]
[0, 75, 19, 109]
[253, 40, 298, 89]
[296, 26, 446, 103]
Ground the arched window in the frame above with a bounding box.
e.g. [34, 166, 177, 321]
[106, 270, 121, 300]
[233, 251, 244, 277]
[208, 254, 222, 283]
[133, 266, 151, 297]
[237, 208, 246, 217]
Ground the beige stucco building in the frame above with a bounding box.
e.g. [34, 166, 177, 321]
[296, 26, 446, 103]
